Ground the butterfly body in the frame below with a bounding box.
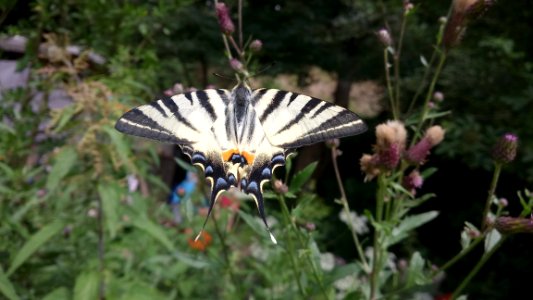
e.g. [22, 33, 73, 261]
[115, 82, 366, 243]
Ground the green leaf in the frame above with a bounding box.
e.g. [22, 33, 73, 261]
[484, 228, 502, 253]
[406, 252, 427, 287]
[46, 146, 77, 191]
[7, 220, 64, 276]
[0, 122, 16, 135]
[289, 161, 318, 192]
[131, 215, 174, 251]
[423, 110, 451, 121]
[237, 210, 270, 239]
[0, 266, 20, 300]
[73, 271, 99, 300]
[387, 211, 439, 246]
[102, 125, 133, 171]
[42, 287, 69, 300]
[0, 162, 15, 178]
[98, 182, 121, 239]
[173, 252, 210, 269]
[51, 105, 78, 133]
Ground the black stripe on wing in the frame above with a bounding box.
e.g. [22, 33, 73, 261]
[115, 108, 191, 144]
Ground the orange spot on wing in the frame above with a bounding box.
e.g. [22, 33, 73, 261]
[222, 149, 238, 162]
[241, 151, 256, 164]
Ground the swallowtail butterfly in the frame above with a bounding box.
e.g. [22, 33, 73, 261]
[115, 81, 367, 243]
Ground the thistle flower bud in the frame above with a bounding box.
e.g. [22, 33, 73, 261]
[377, 29, 392, 48]
[443, 0, 494, 49]
[273, 179, 288, 194]
[216, 2, 235, 35]
[405, 126, 444, 165]
[360, 154, 380, 181]
[250, 39, 263, 52]
[492, 133, 518, 164]
[229, 58, 243, 72]
[498, 198, 508, 207]
[433, 91, 444, 102]
[403, 1, 414, 15]
[402, 170, 423, 194]
[495, 217, 533, 235]
[425, 125, 445, 146]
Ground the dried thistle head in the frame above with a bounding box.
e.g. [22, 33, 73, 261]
[443, 0, 495, 49]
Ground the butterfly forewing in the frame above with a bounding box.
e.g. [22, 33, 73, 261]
[251, 89, 367, 148]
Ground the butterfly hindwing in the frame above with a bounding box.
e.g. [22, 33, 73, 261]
[251, 89, 367, 148]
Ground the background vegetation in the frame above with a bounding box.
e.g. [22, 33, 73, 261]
[1, 0, 532, 299]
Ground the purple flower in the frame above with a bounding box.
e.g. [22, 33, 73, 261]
[492, 133, 518, 164]
[406, 126, 445, 165]
[216, 2, 235, 35]
[377, 29, 392, 47]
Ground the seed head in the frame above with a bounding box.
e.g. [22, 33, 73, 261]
[425, 125, 445, 146]
[492, 133, 518, 164]
[360, 154, 380, 181]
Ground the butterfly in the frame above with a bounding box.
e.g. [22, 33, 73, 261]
[115, 81, 367, 243]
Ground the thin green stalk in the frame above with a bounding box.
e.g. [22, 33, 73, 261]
[278, 195, 330, 299]
[370, 175, 387, 300]
[406, 50, 437, 115]
[97, 194, 105, 300]
[331, 147, 370, 271]
[482, 163, 502, 230]
[451, 237, 506, 299]
[411, 50, 447, 145]
[393, 14, 408, 118]
[276, 195, 306, 298]
[212, 214, 241, 296]
[384, 49, 398, 120]
[431, 236, 483, 277]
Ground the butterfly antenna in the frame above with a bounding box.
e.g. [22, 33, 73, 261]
[249, 62, 276, 78]
[213, 72, 236, 82]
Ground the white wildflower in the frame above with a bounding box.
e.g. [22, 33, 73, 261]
[339, 210, 369, 234]
[319, 252, 335, 271]
[249, 242, 269, 262]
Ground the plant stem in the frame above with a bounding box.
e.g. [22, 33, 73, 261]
[411, 50, 447, 145]
[431, 236, 483, 277]
[384, 49, 398, 120]
[370, 175, 387, 300]
[392, 15, 408, 118]
[238, 0, 243, 49]
[278, 194, 330, 299]
[482, 163, 502, 230]
[451, 237, 506, 299]
[96, 194, 105, 300]
[331, 147, 370, 272]
[212, 213, 242, 296]
[276, 195, 306, 298]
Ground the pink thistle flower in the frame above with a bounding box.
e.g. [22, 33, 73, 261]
[229, 58, 243, 72]
[377, 28, 392, 48]
[406, 126, 445, 165]
[374, 121, 406, 170]
[216, 2, 235, 35]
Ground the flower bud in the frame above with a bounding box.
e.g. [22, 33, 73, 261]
[498, 198, 508, 207]
[433, 91, 444, 102]
[495, 217, 533, 235]
[273, 179, 288, 194]
[216, 2, 235, 35]
[492, 133, 518, 164]
[229, 58, 243, 72]
[360, 154, 380, 181]
[402, 170, 423, 193]
[377, 29, 392, 48]
[250, 39, 263, 52]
